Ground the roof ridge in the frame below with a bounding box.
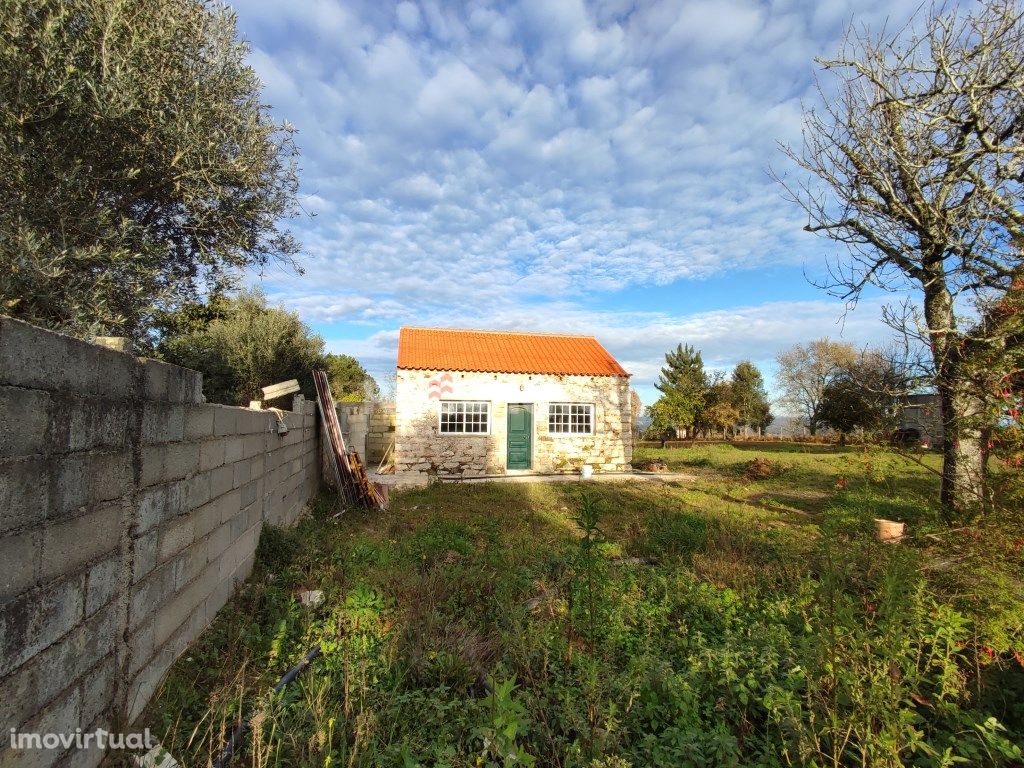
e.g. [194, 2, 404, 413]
[400, 325, 597, 339]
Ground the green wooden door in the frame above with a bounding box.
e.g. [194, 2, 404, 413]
[506, 404, 532, 470]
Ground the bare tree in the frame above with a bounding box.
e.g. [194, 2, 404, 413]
[777, 1, 1024, 516]
[776, 339, 857, 434]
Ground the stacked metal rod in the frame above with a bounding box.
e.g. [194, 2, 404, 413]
[312, 369, 388, 511]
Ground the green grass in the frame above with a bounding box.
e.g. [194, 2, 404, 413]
[141, 444, 1023, 768]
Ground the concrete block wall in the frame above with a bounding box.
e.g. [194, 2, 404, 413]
[0, 317, 320, 768]
[335, 402, 395, 466]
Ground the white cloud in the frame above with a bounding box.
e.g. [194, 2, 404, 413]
[225, 0, 941, 399]
[302, 294, 898, 404]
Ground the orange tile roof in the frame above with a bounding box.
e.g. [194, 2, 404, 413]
[397, 327, 629, 377]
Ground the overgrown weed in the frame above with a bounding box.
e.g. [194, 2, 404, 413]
[144, 445, 1022, 767]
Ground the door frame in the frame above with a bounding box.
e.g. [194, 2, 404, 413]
[506, 403, 534, 471]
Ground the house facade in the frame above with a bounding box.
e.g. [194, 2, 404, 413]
[900, 393, 944, 447]
[393, 327, 633, 477]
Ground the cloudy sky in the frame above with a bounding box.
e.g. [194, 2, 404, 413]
[231, 0, 925, 404]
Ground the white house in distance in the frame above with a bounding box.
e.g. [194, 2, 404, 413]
[393, 327, 633, 477]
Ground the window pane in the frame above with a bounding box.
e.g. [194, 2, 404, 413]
[548, 403, 593, 434]
[440, 401, 488, 433]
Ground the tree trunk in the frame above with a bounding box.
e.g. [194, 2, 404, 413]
[924, 282, 987, 517]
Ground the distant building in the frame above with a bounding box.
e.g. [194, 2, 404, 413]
[393, 327, 633, 477]
[899, 393, 944, 447]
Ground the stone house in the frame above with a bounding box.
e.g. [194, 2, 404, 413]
[393, 327, 633, 477]
[900, 393, 944, 447]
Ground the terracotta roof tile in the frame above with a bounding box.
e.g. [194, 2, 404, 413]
[397, 327, 629, 377]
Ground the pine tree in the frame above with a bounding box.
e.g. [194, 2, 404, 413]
[651, 344, 707, 436]
[731, 361, 773, 433]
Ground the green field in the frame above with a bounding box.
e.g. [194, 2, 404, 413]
[143, 444, 1023, 767]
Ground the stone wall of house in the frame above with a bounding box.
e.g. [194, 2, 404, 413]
[0, 317, 320, 768]
[901, 395, 944, 445]
[393, 369, 632, 477]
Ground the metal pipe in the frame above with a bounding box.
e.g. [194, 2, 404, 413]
[211, 645, 322, 768]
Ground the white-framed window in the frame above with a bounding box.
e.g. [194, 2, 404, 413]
[439, 401, 490, 434]
[548, 403, 594, 435]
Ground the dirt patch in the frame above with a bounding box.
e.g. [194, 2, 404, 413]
[743, 457, 789, 480]
[635, 458, 669, 472]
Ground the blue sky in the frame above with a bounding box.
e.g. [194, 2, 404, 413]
[231, 0, 925, 405]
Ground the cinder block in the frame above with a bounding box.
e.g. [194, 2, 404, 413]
[136, 480, 186, 533]
[184, 471, 211, 510]
[0, 576, 85, 677]
[40, 505, 120, 584]
[0, 386, 50, 457]
[184, 406, 215, 440]
[0, 528, 42, 600]
[157, 515, 194, 562]
[128, 561, 175, 630]
[236, 409, 267, 435]
[85, 555, 120, 617]
[141, 403, 185, 444]
[243, 500, 262, 529]
[206, 521, 232, 562]
[184, 369, 204, 404]
[242, 434, 264, 459]
[213, 406, 238, 437]
[0, 317, 133, 399]
[210, 464, 234, 499]
[153, 566, 213, 649]
[139, 445, 166, 488]
[178, 538, 209, 586]
[163, 442, 200, 483]
[56, 737, 106, 768]
[217, 488, 241, 523]
[239, 479, 258, 508]
[0, 456, 51, 534]
[223, 436, 244, 464]
[228, 510, 249, 541]
[140, 358, 169, 401]
[0, 606, 113, 732]
[125, 645, 175, 723]
[50, 396, 130, 454]
[192, 500, 220, 541]
[199, 437, 226, 472]
[132, 529, 158, 581]
[166, 365, 204, 404]
[51, 451, 132, 516]
[78, 655, 115, 730]
[12, 685, 82, 766]
[205, 577, 235, 623]
[231, 457, 252, 489]
[126, 618, 155, 678]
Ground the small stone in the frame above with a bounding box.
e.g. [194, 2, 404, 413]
[298, 589, 324, 607]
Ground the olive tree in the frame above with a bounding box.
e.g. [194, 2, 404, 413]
[777, 1, 1024, 515]
[0, 0, 300, 340]
[159, 289, 323, 405]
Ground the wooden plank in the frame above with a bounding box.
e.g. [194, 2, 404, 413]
[261, 379, 301, 399]
[313, 369, 386, 510]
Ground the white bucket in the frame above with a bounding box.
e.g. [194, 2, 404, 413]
[580, 464, 594, 480]
[874, 518, 906, 542]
